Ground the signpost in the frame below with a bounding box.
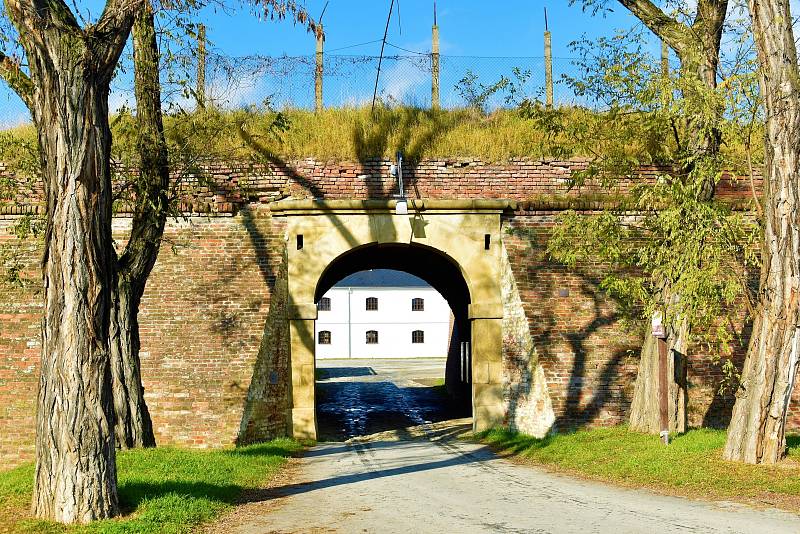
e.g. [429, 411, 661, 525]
[652, 313, 669, 445]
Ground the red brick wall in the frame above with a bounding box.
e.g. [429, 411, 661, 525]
[0, 218, 40, 466]
[0, 158, 790, 469]
[501, 212, 771, 430]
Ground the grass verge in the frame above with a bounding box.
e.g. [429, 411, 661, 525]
[0, 438, 301, 534]
[478, 426, 800, 511]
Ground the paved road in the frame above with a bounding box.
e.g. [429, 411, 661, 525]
[219, 359, 800, 534]
[315, 358, 467, 441]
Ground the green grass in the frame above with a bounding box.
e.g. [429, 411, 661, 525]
[0, 439, 301, 534]
[478, 426, 800, 509]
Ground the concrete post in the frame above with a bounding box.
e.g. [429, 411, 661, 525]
[432, 24, 440, 110]
[544, 30, 553, 108]
[315, 24, 324, 113]
[196, 24, 206, 109]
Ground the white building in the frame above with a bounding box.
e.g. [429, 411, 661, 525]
[315, 270, 452, 359]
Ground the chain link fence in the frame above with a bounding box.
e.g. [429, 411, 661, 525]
[191, 53, 585, 111]
[0, 54, 588, 127]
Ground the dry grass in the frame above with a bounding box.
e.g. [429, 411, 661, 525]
[2, 106, 761, 175]
[0, 106, 682, 163]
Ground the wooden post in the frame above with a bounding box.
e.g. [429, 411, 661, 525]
[657, 336, 670, 445]
[315, 24, 324, 113]
[432, 4, 440, 111]
[544, 9, 553, 108]
[196, 24, 206, 109]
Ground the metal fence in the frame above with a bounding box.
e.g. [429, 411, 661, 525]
[0, 54, 587, 127]
[194, 53, 583, 111]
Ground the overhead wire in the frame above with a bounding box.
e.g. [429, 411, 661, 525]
[385, 41, 427, 55]
[371, 0, 396, 112]
[327, 39, 384, 53]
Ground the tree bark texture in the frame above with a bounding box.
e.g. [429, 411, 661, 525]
[28, 40, 120, 526]
[109, 1, 168, 450]
[2, 0, 141, 523]
[629, 315, 688, 434]
[723, 0, 800, 464]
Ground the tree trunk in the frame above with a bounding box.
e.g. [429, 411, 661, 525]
[109, 2, 169, 449]
[630, 313, 689, 434]
[110, 277, 156, 448]
[29, 48, 119, 524]
[724, 0, 800, 464]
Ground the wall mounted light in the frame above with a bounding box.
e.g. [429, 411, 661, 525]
[394, 150, 407, 215]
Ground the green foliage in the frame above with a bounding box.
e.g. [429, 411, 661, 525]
[0, 439, 301, 534]
[454, 70, 510, 113]
[541, 23, 761, 381]
[0, 131, 43, 288]
[478, 426, 800, 504]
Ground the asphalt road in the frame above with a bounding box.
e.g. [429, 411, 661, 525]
[215, 359, 800, 534]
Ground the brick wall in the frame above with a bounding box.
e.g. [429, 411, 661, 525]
[0, 158, 792, 468]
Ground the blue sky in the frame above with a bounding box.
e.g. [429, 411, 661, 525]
[0, 1, 658, 125]
[200, 1, 648, 58]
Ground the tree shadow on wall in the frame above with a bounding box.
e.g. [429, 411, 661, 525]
[504, 226, 639, 434]
[352, 107, 461, 201]
[701, 318, 753, 429]
[232, 111, 467, 444]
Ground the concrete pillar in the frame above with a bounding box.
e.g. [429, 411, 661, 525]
[196, 24, 206, 109]
[431, 24, 440, 110]
[315, 24, 324, 113]
[469, 303, 504, 432]
[544, 29, 553, 109]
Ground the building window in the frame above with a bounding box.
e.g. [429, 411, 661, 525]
[318, 331, 331, 345]
[412, 330, 424, 344]
[411, 298, 424, 311]
[366, 330, 378, 344]
[365, 297, 378, 311]
[318, 297, 331, 311]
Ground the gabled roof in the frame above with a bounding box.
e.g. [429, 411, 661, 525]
[333, 269, 430, 288]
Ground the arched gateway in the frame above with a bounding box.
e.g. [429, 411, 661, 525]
[270, 198, 510, 439]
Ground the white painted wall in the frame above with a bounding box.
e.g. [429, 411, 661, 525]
[315, 286, 452, 359]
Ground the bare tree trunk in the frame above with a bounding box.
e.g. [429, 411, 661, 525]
[724, 0, 800, 464]
[110, 278, 156, 448]
[630, 316, 688, 434]
[29, 47, 120, 526]
[110, 1, 169, 449]
[0, 0, 141, 521]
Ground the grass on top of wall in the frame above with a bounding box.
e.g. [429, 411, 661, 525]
[477, 426, 800, 511]
[0, 438, 301, 534]
[4, 106, 759, 166]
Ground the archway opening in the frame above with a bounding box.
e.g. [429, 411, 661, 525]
[313, 243, 473, 440]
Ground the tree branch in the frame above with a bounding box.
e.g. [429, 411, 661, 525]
[618, 0, 690, 53]
[0, 51, 33, 109]
[92, 0, 146, 80]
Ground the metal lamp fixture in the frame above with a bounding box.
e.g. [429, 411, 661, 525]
[394, 151, 408, 215]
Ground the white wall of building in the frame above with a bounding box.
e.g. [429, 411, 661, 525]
[315, 286, 452, 359]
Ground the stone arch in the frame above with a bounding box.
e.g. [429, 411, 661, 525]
[270, 199, 509, 439]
